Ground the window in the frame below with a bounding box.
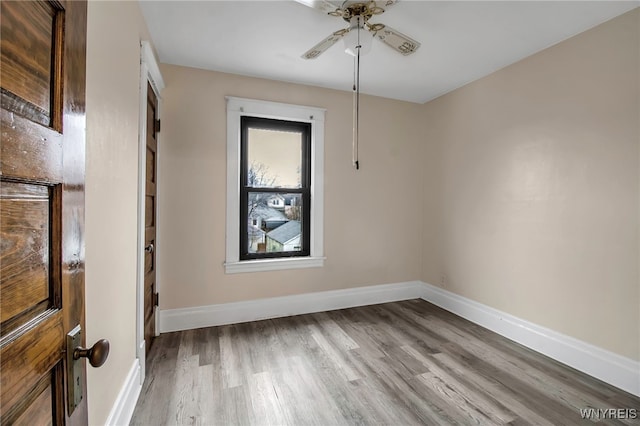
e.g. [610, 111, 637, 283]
[240, 117, 310, 260]
[225, 97, 325, 273]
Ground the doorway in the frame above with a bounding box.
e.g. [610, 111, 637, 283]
[137, 41, 164, 378]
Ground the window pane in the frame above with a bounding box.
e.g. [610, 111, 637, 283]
[247, 192, 303, 254]
[247, 128, 302, 188]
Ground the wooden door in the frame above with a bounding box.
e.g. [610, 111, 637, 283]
[144, 82, 159, 355]
[0, 1, 102, 424]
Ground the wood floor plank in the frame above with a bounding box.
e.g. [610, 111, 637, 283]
[196, 326, 220, 367]
[247, 371, 287, 426]
[330, 309, 387, 359]
[270, 355, 347, 426]
[403, 345, 516, 424]
[431, 351, 556, 426]
[312, 312, 360, 351]
[195, 364, 216, 425]
[168, 347, 200, 424]
[368, 303, 448, 354]
[307, 322, 361, 382]
[440, 341, 585, 426]
[247, 320, 282, 373]
[417, 370, 498, 425]
[422, 314, 614, 415]
[131, 300, 640, 425]
[219, 325, 242, 389]
[349, 350, 454, 425]
[221, 384, 251, 425]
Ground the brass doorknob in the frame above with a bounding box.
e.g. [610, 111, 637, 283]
[73, 339, 110, 368]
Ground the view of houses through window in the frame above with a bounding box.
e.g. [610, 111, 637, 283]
[240, 117, 311, 259]
[248, 188, 303, 254]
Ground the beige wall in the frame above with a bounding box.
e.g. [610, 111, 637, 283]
[85, 1, 151, 424]
[421, 9, 639, 360]
[157, 65, 424, 309]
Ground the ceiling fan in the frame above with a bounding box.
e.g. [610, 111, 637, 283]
[295, 0, 420, 170]
[296, 0, 421, 59]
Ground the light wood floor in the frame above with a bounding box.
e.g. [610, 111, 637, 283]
[130, 300, 639, 425]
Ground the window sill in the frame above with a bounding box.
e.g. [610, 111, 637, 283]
[224, 256, 325, 274]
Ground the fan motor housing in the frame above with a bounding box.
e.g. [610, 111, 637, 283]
[338, 2, 384, 22]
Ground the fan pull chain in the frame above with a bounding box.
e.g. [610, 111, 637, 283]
[352, 17, 361, 170]
[352, 56, 358, 170]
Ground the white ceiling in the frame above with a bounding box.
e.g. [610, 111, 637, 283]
[139, 1, 638, 104]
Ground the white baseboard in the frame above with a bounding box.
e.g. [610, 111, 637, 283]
[159, 281, 424, 333]
[105, 359, 142, 426]
[137, 340, 146, 387]
[420, 281, 640, 397]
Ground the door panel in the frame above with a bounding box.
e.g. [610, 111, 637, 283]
[1, 312, 64, 413]
[13, 374, 55, 426]
[0, 182, 51, 325]
[0, 1, 90, 424]
[0, 0, 63, 129]
[145, 195, 154, 227]
[0, 109, 63, 181]
[144, 82, 159, 355]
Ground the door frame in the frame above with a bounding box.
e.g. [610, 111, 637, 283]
[136, 41, 164, 382]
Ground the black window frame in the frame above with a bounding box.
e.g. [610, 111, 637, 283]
[240, 116, 311, 260]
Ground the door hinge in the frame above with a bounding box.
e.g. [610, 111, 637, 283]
[155, 119, 161, 133]
[154, 292, 159, 307]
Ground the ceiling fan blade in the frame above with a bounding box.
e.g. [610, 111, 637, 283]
[294, 0, 342, 15]
[301, 29, 348, 59]
[373, 24, 420, 56]
[371, 0, 398, 13]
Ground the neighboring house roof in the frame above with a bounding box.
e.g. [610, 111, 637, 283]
[247, 225, 265, 238]
[250, 205, 286, 221]
[266, 216, 287, 223]
[267, 220, 301, 244]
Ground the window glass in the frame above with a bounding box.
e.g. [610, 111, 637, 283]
[247, 192, 304, 254]
[247, 128, 302, 189]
